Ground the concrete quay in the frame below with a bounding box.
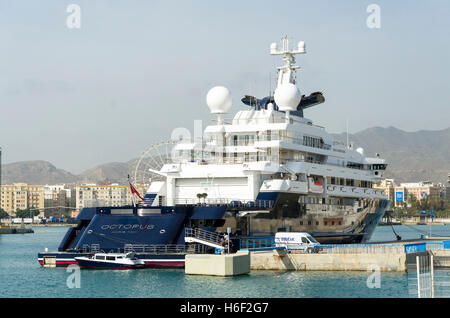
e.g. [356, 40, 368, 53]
[185, 251, 251, 276]
[250, 249, 408, 272]
[249, 242, 450, 272]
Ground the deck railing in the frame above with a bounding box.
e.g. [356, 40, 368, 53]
[123, 244, 187, 254]
[174, 198, 275, 209]
[185, 228, 224, 246]
[79, 243, 208, 254]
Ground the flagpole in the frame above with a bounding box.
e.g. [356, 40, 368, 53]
[128, 175, 136, 208]
[128, 174, 146, 208]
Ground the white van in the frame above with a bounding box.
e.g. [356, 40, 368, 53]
[274, 232, 321, 253]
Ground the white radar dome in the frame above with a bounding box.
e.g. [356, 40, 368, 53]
[356, 147, 365, 156]
[206, 86, 232, 114]
[274, 83, 302, 112]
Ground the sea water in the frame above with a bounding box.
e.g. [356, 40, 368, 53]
[0, 225, 449, 298]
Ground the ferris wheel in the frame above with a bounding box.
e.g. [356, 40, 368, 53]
[131, 140, 177, 185]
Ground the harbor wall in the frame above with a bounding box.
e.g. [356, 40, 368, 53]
[0, 227, 34, 234]
[250, 250, 407, 272]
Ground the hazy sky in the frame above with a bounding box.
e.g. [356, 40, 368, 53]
[1, 0, 449, 173]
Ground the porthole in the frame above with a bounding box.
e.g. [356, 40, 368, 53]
[160, 229, 166, 234]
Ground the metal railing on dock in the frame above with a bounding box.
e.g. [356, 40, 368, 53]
[407, 254, 450, 298]
[319, 244, 405, 254]
[238, 237, 406, 254]
[238, 238, 450, 254]
[404, 241, 450, 254]
[239, 237, 275, 250]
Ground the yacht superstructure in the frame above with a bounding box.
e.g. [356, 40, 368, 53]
[145, 37, 390, 243]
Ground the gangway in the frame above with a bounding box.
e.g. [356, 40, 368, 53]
[185, 228, 225, 250]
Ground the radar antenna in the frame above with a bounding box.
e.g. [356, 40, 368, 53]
[270, 35, 306, 87]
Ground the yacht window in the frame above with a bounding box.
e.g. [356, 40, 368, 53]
[96, 255, 105, 260]
[106, 256, 115, 261]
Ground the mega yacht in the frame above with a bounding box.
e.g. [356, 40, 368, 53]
[38, 37, 390, 267]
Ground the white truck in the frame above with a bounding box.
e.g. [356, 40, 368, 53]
[274, 232, 321, 253]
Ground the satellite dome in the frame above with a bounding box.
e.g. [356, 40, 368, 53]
[356, 147, 364, 155]
[270, 42, 278, 54]
[274, 83, 302, 112]
[206, 86, 232, 114]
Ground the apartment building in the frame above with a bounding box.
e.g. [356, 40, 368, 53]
[0, 183, 45, 217]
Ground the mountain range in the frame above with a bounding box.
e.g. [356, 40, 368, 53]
[332, 126, 450, 185]
[1, 126, 449, 185]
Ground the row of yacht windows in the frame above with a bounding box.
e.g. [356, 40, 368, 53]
[302, 135, 324, 149]
[347, 162, 387, 171]
[327, 177, 373, 188]
[299, 196, 355, 206]
[299, 220, 348, 226]
[175, 148, 327, 165]
[207, 131, 330, 150]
